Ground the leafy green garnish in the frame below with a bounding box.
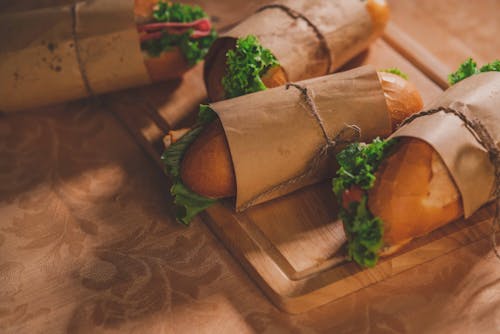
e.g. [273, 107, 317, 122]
[153, 2, 206, 23]
[332, 138, 397, 267]
[142, 29, 217, 65]
[333, 138, 397, 197]
[448, 58, 500, 85]
[141, 2, 217, 65]
[479, 60, 500, 72]
[380, 68, 408, 80]
[341, 196, 384, 267]
[161, 105, 217, 225]
[448, 58, 479, 85]
[222, 35, 280, 98]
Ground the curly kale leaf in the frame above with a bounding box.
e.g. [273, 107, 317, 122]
[332, 138, 397, 197]
[448, 58, 500, 85]
[340, 196, 384, 268]
[332, 138, 398, 267]
[153, 2, 207, 23]
[222, 35, 280, 98]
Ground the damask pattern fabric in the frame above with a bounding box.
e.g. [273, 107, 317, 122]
[0, 100, 499, 334]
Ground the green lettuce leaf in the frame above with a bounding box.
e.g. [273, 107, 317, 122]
[222, 35, 280, 98]
[332, 138, 397, 197]
[170, 182, 216, 225]
[448, 58, 479, 85]
[448, 58, 500, 85]
[161, 105, 217, 225]
[332, 138, 397, 267]
[380, 67, 408, 80]
[479, 59, 500, 72]
[141, 2, 217, 65]
[341, 196, 384, 268]
[153, 2, 206, 22]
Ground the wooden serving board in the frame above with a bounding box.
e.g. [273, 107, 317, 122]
[105, 2, 498, 313]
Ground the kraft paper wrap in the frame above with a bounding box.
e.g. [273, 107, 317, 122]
[0, 0, 151, 112]
[210, 65, 390, 211]
[391, 72, 500, 218]
[204, 0, 375, 84]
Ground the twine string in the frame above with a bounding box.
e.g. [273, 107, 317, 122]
[256, 4, 332, 75]
[238, 83, 360, 210]
[71, 0, 95, 98]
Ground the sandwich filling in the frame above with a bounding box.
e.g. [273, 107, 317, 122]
[222, 35, 280, 98]
[162, 106, 218, 225]
[332, 138, 398, 267]
[138, 2, 217, 65]
[448, 58, 500, 85]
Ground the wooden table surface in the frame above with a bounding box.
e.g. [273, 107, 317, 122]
[1, 1, 499, 333]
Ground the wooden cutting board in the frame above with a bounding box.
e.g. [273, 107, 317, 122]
[105, 8, 497, 312]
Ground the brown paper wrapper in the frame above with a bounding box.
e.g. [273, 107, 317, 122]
[391, 72, 500, 217]
[0, 0, 151, 112]
[210, 65, 390, 211]
[204, 0, 375, 84]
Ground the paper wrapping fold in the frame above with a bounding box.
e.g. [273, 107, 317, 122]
[391, 72, 500, 217]
[210, 65, 390, 211]
[204, 0, 375, 84]
[0, 0, 151, 112]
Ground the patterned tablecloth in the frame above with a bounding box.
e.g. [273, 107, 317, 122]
[1, 0, 500, 333]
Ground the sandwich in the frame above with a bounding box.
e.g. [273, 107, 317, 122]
[333, 59, 500, 267]
[134, 1, 217, 82]
[204, 0, 391, 101]
[163, 67, 423, 224]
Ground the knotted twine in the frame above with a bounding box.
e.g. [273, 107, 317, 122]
[256, 4, 332, 75]
[239, 83, 360, 210]
[399, 107, 500, 260]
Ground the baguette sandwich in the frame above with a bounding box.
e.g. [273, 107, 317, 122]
[163, 68, 423, 224]
[134, 1, 217, 82]
[333, 59, 500, 267]
[204, 0, 391, 102]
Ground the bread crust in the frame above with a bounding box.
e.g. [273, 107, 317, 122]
[180, 119, 236, 198]
[365, 0, 390, 34]
[377, 71, 423, 130]
[368, 138, 463, 251]
[143, 49, 191, 82]
[261, 66, 288, 89]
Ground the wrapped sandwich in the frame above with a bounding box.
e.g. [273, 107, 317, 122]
[135, 1, 217, 81]
[333, 59, 500, 267]
[0, 0, 216, 111]
[204, 0, 390, 101]
[163, 65, 423, 224]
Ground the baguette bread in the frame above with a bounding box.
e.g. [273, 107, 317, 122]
[142, 49, 190, 82]
[378, 72, 423, 130]
[368, 138, 463, 255]
[179, 71, 423, 198]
